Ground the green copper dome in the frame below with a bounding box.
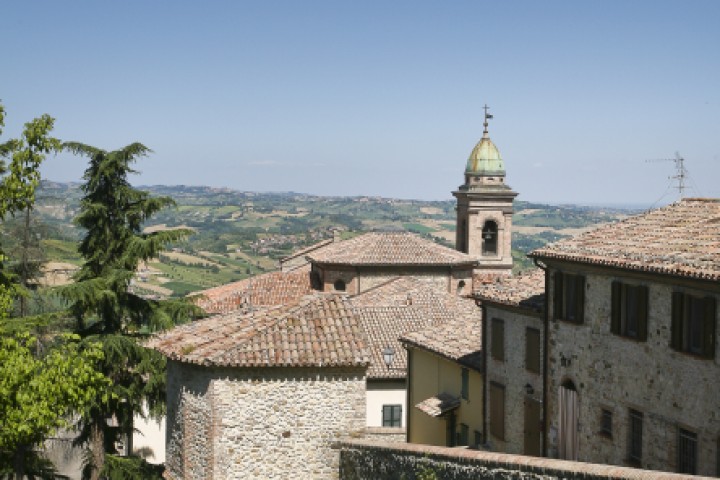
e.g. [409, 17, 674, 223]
[465, 135, 504, 175]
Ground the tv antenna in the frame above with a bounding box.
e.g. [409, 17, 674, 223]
[646, 152, 688, 199]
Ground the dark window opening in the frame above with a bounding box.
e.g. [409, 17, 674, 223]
[628, 409, 643, 465]
[671, 292, 716, 358]
[491, 318, 505, 361]
[611, 282, 649, 340]
[457, 423, 469, 446]
[525, 327, 541, 373]
[382, 405, 402, 427]
[553, 271, 585, 324]
[459, 219, 468, 253]
[600, 409, 613, 438]
[489, 382, 505, 440]
[333, 279, 346, 292]
[474, 430, 483, 449]
[678, 428, 697, 475]
[482, 220, 498, 256]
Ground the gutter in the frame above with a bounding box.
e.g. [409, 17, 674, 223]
[533, 257, 549, 458]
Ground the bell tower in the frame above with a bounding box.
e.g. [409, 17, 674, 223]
[453, 106, 517, 275]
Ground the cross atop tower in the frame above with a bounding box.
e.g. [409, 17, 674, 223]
[482, 104, 494, 136]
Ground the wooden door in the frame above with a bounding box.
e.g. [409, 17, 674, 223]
[524, 397, 542, 456]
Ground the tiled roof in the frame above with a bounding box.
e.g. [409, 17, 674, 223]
[351, 276, 481, 378]
[280, 238, 334, 264]
[415, 393, 461, 417]
[474, 269, 545, 312]
[149, 294, 369, 369]
[307, 232, 477, 266]
[401, 293, 482, 371]
[529, 199, 720, 281]
[353, 306, 431, 380]
[190, 268, 313, 314]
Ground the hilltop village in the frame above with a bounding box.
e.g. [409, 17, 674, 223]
[148, 112, 720, 479]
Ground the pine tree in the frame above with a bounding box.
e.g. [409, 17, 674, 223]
[60, 142, 198, 479]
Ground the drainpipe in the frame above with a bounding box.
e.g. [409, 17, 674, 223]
[533, 257, 549, 457]
[476, 297, 488, 446]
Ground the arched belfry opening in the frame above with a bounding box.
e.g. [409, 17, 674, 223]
[452, 105, 517, 275]
[482, 220, 498, 256]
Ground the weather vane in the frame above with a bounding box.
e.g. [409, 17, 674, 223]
[483, 104, 493, 136]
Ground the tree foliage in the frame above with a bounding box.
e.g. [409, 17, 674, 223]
[0, 333, 110, 477]
[59, 142, 198, 479]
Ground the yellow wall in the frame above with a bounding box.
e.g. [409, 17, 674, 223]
[407, 347, 484, 447]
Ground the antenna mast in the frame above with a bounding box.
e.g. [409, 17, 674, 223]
[645, 152, 688, 199]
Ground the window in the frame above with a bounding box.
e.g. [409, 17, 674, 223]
[457, 423, 469, 446]
[553, 271, 585, 323]
[481, 220, 498, 256]
[489, 382, 505, 440]
[628, 409, 643, 465]
[461, 368, 469, 400]
[671, 292, 716, 358]
[678, 428, 697, 474]
[600, 409, 612, 438]
[491, 318, 505, 361]
[382, 405, 402, 427]
[525, 327, 541, 373]
[611, 282, 648, 340]
[333, 279, 346, 292]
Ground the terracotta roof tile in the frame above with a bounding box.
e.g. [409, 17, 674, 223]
[398, 284, 482, 370]
[190, 268, 313, 314]
[529, 199, 720, 281]
[149, 294, 369, 369]
[474, 269, 546, 312]
[307, 232, 477, 266]
[415, 393, 461, 417]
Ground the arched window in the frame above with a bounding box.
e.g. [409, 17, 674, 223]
[482, 220, 498, 256]
[333, 279, 346, 292]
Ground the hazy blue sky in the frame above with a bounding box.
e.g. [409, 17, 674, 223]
[2, 1, 718, 205]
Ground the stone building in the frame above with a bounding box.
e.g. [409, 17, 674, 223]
[148, 294, 369, 480]
[474, 269, 545, 456]
[529, 198, 720, 476]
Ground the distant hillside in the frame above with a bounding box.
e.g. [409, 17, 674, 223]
[17, 181, 636, 298]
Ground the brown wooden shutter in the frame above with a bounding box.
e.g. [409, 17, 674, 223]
[575, 275, 585, 324]
[611, 281, 621, 334]
[671, 292, 684, 350]
[553, 271, 564, 320]
[703, 297, 716, 359]
[637, 286, 649, 341]
[492, 319, 505, 361]
[489, 382, 505, 440]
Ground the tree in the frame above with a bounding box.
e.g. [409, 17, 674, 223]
[0, 102, 60, 312]
[60, 142, 197, 479]
[0, 332, 110, 480]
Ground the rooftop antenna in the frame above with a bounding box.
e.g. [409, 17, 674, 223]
[646, 152, 688, 199]
[482, 104, 493, 137]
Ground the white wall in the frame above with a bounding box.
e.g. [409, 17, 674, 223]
[366, 380, 406, 427]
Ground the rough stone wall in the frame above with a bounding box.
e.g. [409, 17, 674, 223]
[338, 440, 714, 480]
[484, 304, 544, 454]
[165, 362, 367, 480]
[547, 265, 720, 476]
[364, 427, 407, 443]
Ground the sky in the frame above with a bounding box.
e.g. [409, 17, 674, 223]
[1, 1, 719, 206]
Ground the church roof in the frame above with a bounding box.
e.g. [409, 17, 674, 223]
[149, 294, 370, 369]
[306, 231, 476, 266]
[529, 199, 720, 281]
[466, 135, 505, 175]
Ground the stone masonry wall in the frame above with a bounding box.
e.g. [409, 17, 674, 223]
[547, 265, 720, 476]
[338, 440, 715, 480]
[484, 304, 544, 454]
[165, 361, 367, 480]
